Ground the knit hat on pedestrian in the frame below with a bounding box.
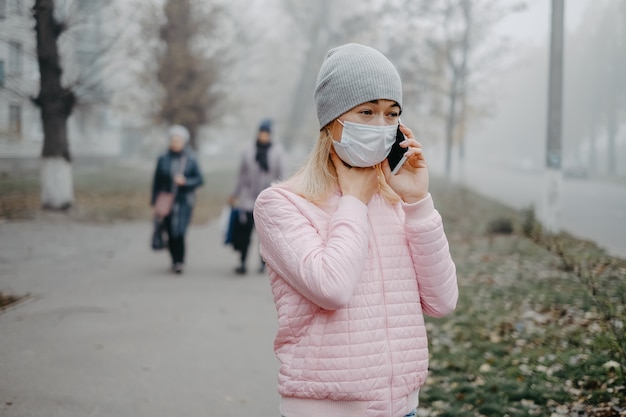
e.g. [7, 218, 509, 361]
[258, 118, 272, 133]
[314, 43, 403, 129]
[168, 124, 190, 143]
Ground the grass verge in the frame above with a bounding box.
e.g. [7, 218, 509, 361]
[0, 160, 235, 224]
[423, 180, 625, 417]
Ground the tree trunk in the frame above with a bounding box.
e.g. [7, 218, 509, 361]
[457, 109, 466, 185]
[187, 124, 198, 151]
[33, 0, 76, 209]
[443, 0, 471, 181]
[444, 81, 457, 180]
[157, 0, 212, 152]
[282, 0, 330, 150]
[606, 95, 617, 176]
[455, 0, 471, 184]
[40, 158, 74, 210]
[588, 124, 597, 175]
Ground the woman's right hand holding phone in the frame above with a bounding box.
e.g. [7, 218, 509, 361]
[330, 152, 379, 205]
[382, 124, 429, 203]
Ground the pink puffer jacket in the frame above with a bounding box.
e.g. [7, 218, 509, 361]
[254, 185, 458, 417]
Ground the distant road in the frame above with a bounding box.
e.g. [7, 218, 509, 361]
[458, 164, 626, 259]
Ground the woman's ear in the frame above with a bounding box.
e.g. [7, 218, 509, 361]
[327, 120, 341, 141]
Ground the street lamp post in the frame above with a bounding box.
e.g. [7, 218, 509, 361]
[541, 0, 565, 233]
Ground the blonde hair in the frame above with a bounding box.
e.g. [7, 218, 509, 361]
[283, 128, 400, 205]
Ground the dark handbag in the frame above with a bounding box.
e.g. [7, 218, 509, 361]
[224, 207, 238, 245]
[154, 192, 175, 218]
[153, 155, 187, 219]
[151, 218, 167, 250]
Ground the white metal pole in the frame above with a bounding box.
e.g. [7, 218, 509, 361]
[541, 0, 565, 233]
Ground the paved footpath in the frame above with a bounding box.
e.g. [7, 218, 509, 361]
[0, 216, 279, 417]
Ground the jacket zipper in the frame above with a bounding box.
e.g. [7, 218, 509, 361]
[368, 211, 394, 416]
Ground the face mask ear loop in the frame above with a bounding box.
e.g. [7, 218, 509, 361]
[331, 119, 344, 143]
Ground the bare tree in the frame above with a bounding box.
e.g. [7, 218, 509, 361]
[305, 0, 521, 179]
[279, 0, 396, 149]
[33, 0, 76, 209]
[412, 0, 525, 179]
[564, 1, 626, 177]
[279, 0, 332, 149]
[594, 1, 626, 176]
[31, 0, 128, 210]
[156, 0, 222, 150]
[563, 8, 604, 175]
[430, 0, 473, 179]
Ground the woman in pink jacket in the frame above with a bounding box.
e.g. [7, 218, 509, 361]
[254, 43, 459, 417]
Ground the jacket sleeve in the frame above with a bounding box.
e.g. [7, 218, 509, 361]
[150, 156, 162, 206]
[254, 188, 370, 310]
[231, 150, 248, 199]
[274, 146, 285, 181]
[402, 194, 458, 318]
[180, 157, 203, 190]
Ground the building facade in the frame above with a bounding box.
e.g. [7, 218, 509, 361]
[0, 0, 121, 163]
[0, 0, 42, 157]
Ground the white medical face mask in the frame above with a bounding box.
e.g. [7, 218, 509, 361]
[332, 120, 398, 167]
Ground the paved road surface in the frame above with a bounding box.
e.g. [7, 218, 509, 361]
[460, 164, 626, 259]
[0, 216, 279, 417]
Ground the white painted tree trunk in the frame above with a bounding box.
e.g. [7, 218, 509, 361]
[41, 157, 74, 209]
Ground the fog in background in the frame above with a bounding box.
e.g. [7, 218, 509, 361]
[115, 0, 626, 179]
[447, 0, 626, 258]
[468, 0, 621, 174]
[99, 0, 625, 167]
[2, 0, 625, 255]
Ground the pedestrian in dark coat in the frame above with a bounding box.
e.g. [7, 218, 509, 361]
[228, 119, 285, 275]
[151, 125, 204, 274]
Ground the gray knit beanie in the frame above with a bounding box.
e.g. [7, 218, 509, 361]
[314, 43, 403, 129]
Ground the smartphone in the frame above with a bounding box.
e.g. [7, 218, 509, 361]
[387, 125, 408, 175]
